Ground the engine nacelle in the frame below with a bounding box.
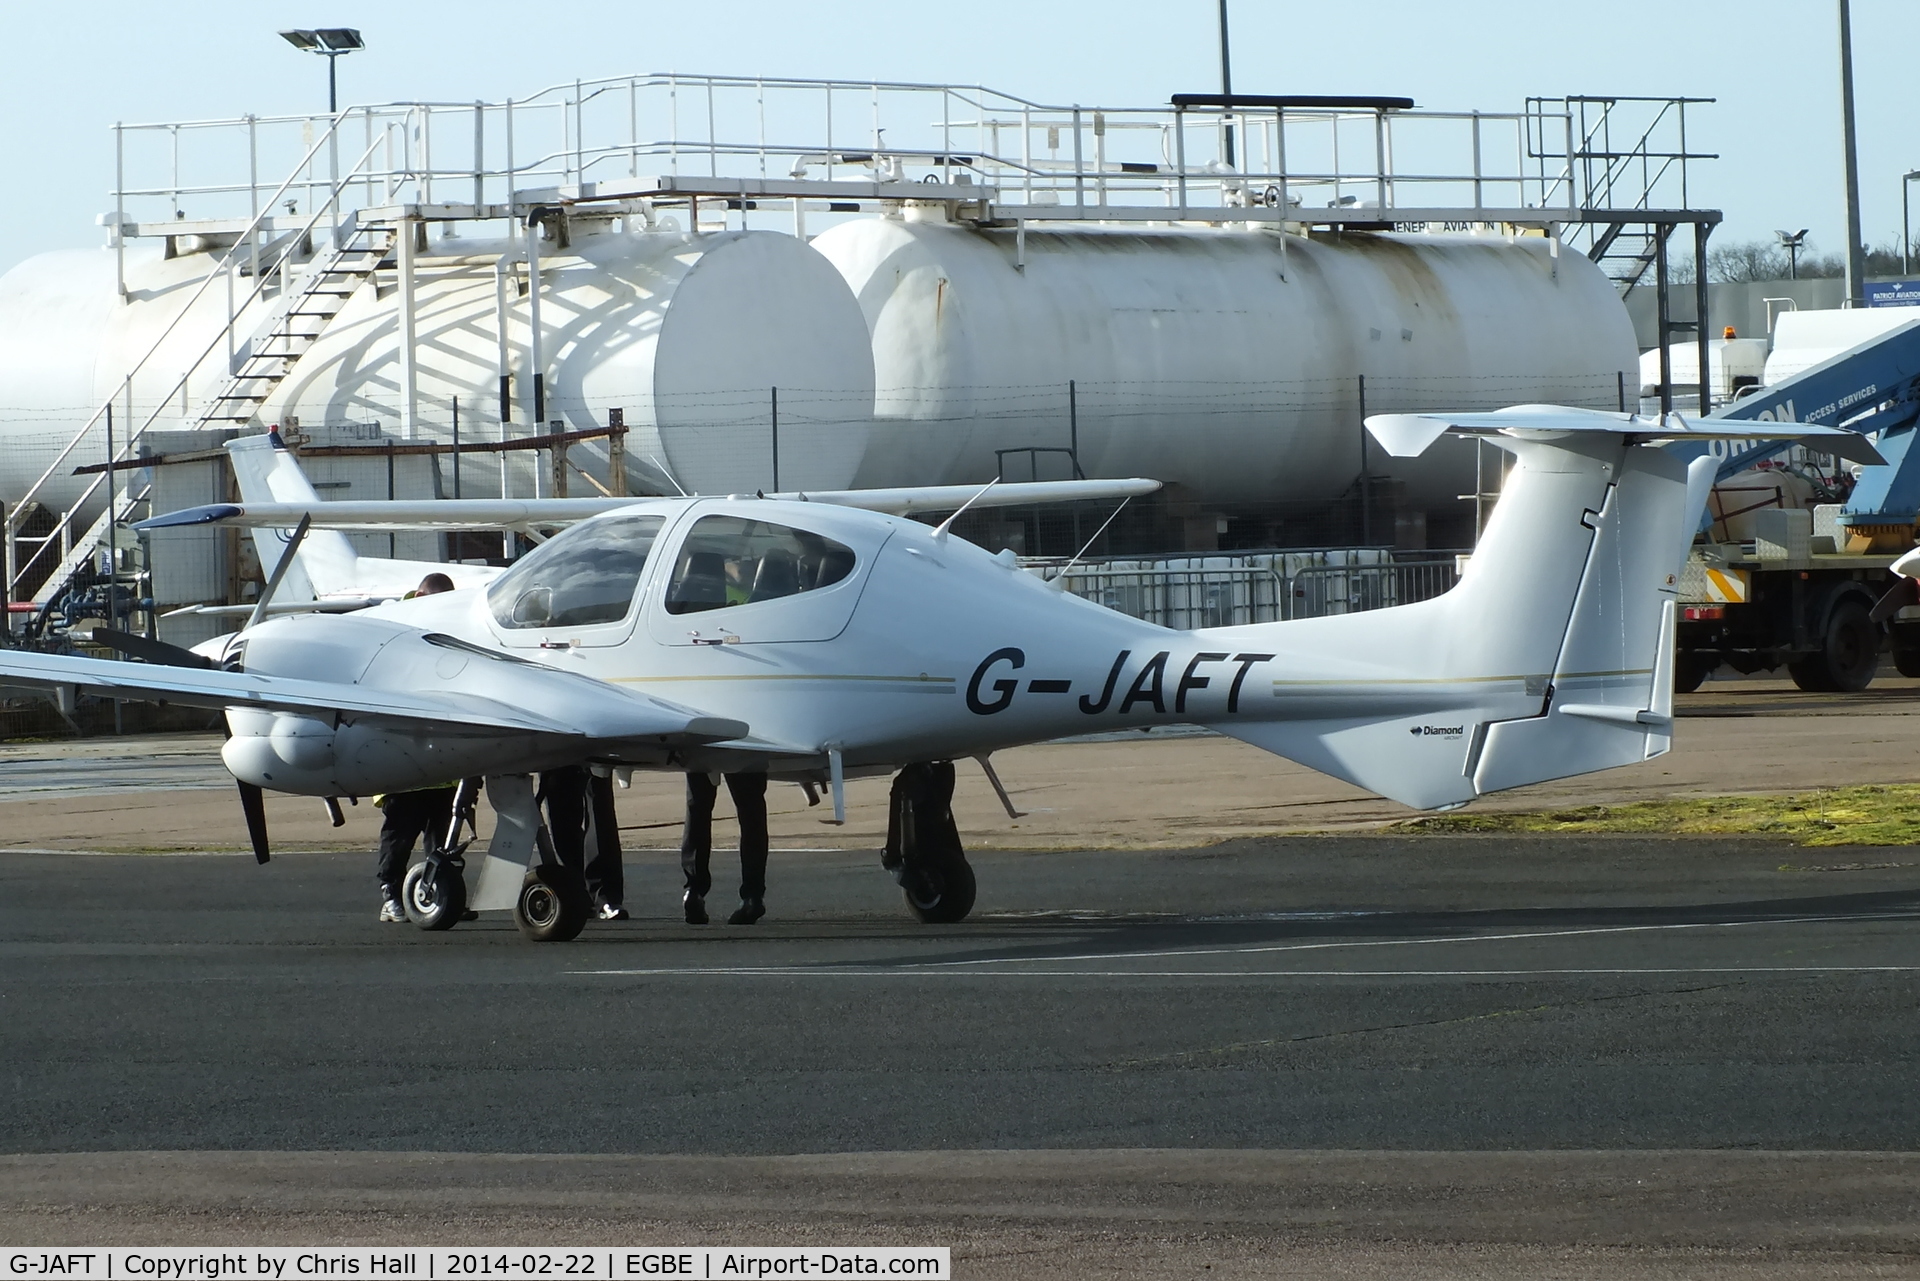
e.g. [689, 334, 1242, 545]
[217, 611, 703, 796]
[222, 708, 593, 796]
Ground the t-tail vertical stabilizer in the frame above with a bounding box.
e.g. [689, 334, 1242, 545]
[1196, 406, 1857, 810]
[225, 431, 495, 600]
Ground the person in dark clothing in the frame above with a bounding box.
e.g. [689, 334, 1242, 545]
[680, 771, 769, 925]
[538, 764, 628, 920]
[375, 572, 465, 923]
[376, 785, 456, 921]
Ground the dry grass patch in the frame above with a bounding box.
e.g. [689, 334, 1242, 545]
[1394, 784, 1920, 846]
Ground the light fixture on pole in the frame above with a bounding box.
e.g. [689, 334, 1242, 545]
[279, 28, 364, 115]
[1903, 171, 1920, 277]
[1776, 229, 1809, 281]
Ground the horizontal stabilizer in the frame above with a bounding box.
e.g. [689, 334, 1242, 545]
[1365, 404, 1885, 465]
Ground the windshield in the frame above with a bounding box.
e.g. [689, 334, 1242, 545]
[488, 514, 665, 629]
[665, 515, 857, 615]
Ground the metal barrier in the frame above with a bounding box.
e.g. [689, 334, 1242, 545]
[1286, 557, 1461, 619]
[1039, 551, 1463, 628]
[1050, 565, 1287, 631]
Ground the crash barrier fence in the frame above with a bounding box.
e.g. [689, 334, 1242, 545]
[1028, 549, 1467, 627]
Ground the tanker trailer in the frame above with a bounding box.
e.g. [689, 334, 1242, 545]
[812, 212, 1638, 547]
[0, 220, 876, 523]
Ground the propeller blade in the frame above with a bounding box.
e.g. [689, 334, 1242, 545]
[237, 781, 271, 863]
[89, 628, 214, 669]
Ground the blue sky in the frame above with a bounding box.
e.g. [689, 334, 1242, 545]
[0, 0, 1912, 277]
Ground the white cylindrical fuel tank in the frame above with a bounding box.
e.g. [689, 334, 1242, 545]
[0, 225, 876, 512]
[810, 217, 1638, 516]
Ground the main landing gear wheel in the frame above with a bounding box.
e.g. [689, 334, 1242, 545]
[403, 858, 466, 931]
[1673, 650, 1718, 695]
[515, 865, 591, 942]
[903, 854, 977, 925]
[885, 761, 978, 925]
[1789, 599, 1880, 692]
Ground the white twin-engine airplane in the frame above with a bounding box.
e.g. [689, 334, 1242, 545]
[0, 407, 1873, 940]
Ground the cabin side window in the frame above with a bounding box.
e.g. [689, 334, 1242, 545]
[488, 514, 665, 629]
[664, 515, 857, 616]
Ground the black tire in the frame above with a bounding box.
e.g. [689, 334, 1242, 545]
[515, 865, 590, 942]
[1895, 648, 1920, 679]
[1674, 650, 1717, 694]
[403, 859, 466, 932]
[903, 854, 977, 924]
[1788, 599, 1880, 693]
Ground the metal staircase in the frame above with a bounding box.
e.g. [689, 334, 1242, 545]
[1525, 96, 1717, 296]
[4, 121, 392, 621]
[195, 217, 395, 427]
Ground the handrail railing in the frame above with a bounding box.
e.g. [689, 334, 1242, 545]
[9, 128, 390, 598]
[108, 72, 1594, 238]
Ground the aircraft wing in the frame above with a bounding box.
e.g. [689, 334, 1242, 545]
[1365, 405, 1887, 464]
[784, 478, 1162, 515]
[0, 648, 748, 744]
[133, 479, 1162, 532]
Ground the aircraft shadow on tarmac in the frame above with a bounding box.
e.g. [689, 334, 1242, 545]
[811, 884, 1920, 971]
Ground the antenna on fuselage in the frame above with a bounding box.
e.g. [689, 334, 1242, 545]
[931, 479, 999, 540]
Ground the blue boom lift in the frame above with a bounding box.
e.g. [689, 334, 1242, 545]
[1672, 315, 1920, 691]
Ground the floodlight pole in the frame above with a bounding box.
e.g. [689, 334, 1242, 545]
[328, 52, 338, 115]
[1904, 171, 1920, 277]
[1217, 0, 1235, 168]
[1839, 0, 1868, 306]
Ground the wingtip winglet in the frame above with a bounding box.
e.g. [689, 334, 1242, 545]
[132, 503, 244, 531]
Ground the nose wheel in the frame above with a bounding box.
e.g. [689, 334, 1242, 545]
[885, 761, 977, 924]
[402, 856, 467, 931]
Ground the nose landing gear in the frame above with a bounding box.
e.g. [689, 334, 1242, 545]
[883, 760, 977, 924]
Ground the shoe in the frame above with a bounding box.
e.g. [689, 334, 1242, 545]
[379, 898, 406, 923]
[599, 903, 630, 921]
[683, 892, 708, 925]
[728, 897, 766, 926]
[460, 910, 479, 922]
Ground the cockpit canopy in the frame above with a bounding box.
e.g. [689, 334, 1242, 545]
[486, 509, 860, 631]
[664, 515, 856, 615]
[489, 513, 665, 630]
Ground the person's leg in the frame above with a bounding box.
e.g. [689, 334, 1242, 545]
[538, 766, 589, 871]
[420, 786, 457, 854]
[375, 792, 430, 920]
[680, 772, 718, 922]
[726, 772, 769, 923]
[584, 773, 626, 916]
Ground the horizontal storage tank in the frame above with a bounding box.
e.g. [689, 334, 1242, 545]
[811, 215, 1638, 530]
[0, 224, 875, 515]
